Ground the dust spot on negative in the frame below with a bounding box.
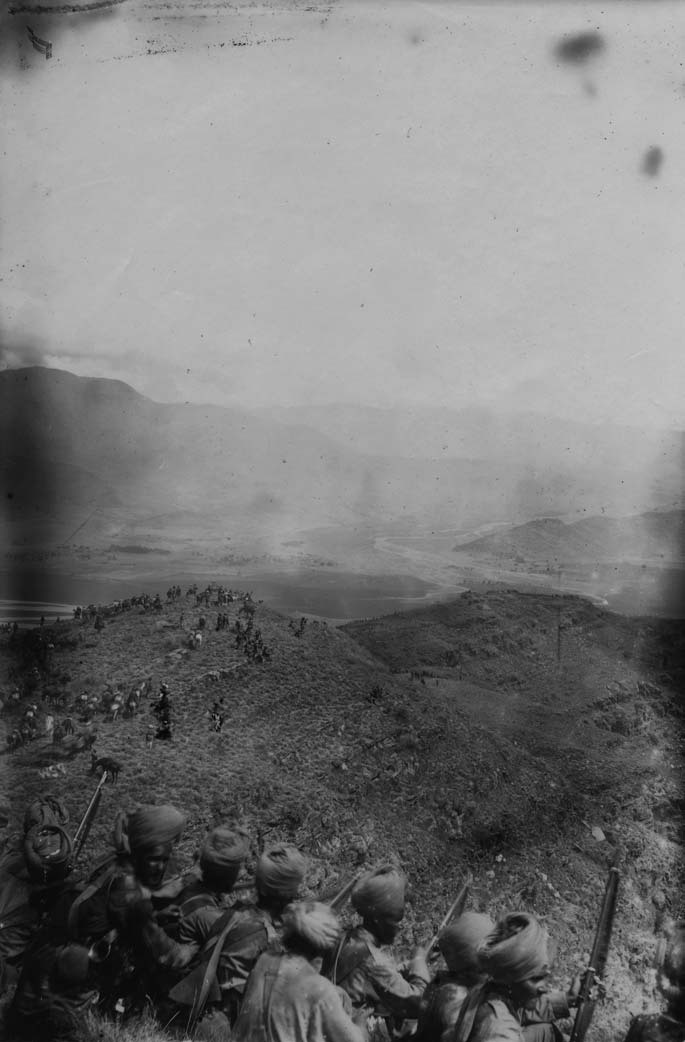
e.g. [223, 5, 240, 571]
[554, 31, 605, 65]
[642, 146, 664, 177]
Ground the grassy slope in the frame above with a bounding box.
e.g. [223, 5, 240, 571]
[1, 588, 683, 1042]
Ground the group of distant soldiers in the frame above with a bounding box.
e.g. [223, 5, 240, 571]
[0, 795, 682, 1042]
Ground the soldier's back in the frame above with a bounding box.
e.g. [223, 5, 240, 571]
[415, 973, 469, 1042]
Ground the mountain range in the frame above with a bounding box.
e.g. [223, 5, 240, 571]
[1, 366, 681, 552]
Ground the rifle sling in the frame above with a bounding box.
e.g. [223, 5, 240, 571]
[186, 919, 235, 1030]
[187, 916, 269, 1030]
[67, 863, 117, 939]
[331, 933, 371, 988]
[452, 981, 490, 1042]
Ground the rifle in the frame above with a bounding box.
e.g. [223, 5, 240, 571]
[569, 867, 620, 1042]
[326, 873, 361, 911]
[72, 770, 109, 861]
[423, 874, 473, 958]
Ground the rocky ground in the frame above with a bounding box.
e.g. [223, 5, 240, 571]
[1, 585, 683, 1042]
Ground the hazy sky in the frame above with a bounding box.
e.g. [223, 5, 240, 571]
[2, 0, 684, 427]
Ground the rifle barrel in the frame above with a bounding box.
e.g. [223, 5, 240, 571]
[569, 868, 620, 1042]
[73, 771, 108, 858]
[328, 873, 361, 911]
[424, 874, 473, 957]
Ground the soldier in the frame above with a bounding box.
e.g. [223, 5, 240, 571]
[168, 842, 306, 1029]
[154, 684, 173, 740]
[67, 803, 195, 1017]
[232, 901, 366, 1042]
[0, 821, 74, 992]
[414, 912, 495, 1042]
[325, 864, 430, 1031]
[153, 683, 171, 717]
[622, 924, 685, 1042]
[448, 912, 554, 1042]
[174, 825, 251, 947]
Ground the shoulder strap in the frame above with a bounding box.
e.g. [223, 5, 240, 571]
[67, 862, 117, 939]
[187, 910, 239, 1033]
[452, 982, 490, 1042]
[179, 891, 216, 918]
[262, 911, 277, 946]
[330, 930, 371, 986]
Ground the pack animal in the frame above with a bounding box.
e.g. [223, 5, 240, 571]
[89, 751, 122, 782]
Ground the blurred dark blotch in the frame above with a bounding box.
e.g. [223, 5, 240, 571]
[642, 146, 664, 178]
[555, 31, 605, 65]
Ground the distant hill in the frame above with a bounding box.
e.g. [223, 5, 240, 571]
[1, 586, 683, 1042]
[454, 511, 685, 565]
[1, 368, 682, 552]
[265, 402, 683, 514]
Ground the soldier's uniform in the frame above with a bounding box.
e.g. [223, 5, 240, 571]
[329, 924, 429, 1022]
[168, 842, 306, 1028]
[415, 974, 469, 1042]
[414, 912, 496, 1042]
[67, 804, 194, 1016]
[326, 864, 429, 1034]
[232, 901, 365, 1042]
[172, 826, 250, 949]
[454, 988, 526, 1042]
[449, 913, 553, 1042]
[521, 992, 572, 1042]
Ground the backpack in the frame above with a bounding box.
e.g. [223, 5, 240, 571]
[23, 795, 70, 835]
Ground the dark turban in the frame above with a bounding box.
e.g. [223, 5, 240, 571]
[439, 912, 495, 976]
[478, 913, 549, 984]
[283, 901, 341, 954]
[351, 864, 406, 921]
[256, 844, 306, 899]
[24, 824, 73, 883]
[200, 825, 250, 888]
[114, 804, 186, 856]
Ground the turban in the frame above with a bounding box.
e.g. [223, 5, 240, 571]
[478, 913, 549, 984]
[282, 901, 341, 954]
[352, 865, 407, 921]
[256, 844, 306, 899]
[439, 913, 495, 975]
[352, 862, 406, 921]
[24, 824, 73, 883]
[114, 804, 186, 856]
[200, 825, 250, 888]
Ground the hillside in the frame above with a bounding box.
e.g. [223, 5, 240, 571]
[454, 512, 685, 566]
[1, 586, 683, 1041]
